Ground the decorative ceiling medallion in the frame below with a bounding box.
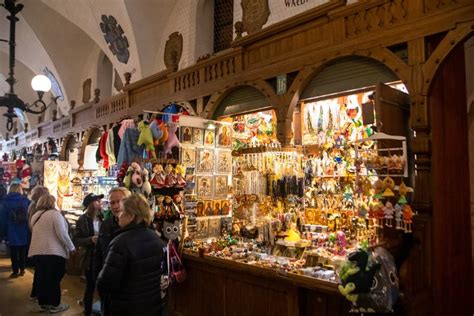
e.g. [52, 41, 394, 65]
[164, 32, 183, 71]
[241, 0, 270, 35]
[100, 15, 130, 64]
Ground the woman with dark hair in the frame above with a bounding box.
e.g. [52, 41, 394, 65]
[97, 194, 167, 316]
[0, 183, 30, 278]
[74, 193, 103, 316]
[27, 186, 50, 300]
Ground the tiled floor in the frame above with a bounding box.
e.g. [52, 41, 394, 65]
[0, 254, 86, 316]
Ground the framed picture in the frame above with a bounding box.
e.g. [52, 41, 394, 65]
[181, 147, 196, 167]
[221, 200, 231, 215]
[196, 148, 214, 173]
[214, 175, 228, 199]
[196, 176, 213, 200]
[208, 218, 222, 237]
[217, 125, 232, 147]
[215, 150, 232, 174]
[204, 130, 215, 147]
[193, 128, 204, 145]
[181, 126, 193, 144]
[203, 200, 214, 216]
[195, 218, 209, 239]
[196, 200, 205, 217]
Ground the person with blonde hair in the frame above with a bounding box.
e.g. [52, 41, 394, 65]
[27, 185, 49, 301]
[28, 194, 75, 313]
[97, 193, 167, 316]
[0, 183, 30, 278]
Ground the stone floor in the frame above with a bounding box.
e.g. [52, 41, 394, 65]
[0, 254, 85, 316]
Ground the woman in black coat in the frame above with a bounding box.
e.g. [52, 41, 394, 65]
[97, 193, 167, 316]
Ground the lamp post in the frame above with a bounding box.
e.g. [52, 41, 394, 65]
[0, 0, 57, 132]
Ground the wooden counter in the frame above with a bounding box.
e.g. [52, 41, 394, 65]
[168, 252, 349, 316]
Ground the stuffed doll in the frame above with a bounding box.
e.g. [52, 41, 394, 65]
[338, 249, 381, 304]
[159, 121, 169, 144]
[150, 119, 164, 145]
[137, 120, 156, 160]
[175, 165, 186, 188]
[163, 123, 180, 155]
[141, 168, 152, 197]
[150, 163, 166, 189]
[164, 164, 177, 188]
[124, 162, 144, 194]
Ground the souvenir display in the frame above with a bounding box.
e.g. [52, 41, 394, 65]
[217, 125, 232, 147]
[215, 150, 232, 174]
[196, 176, 213, 200]
[193, 128, 204, 145]
[204, 130, 215, 147]
[181, 126, 193, 144]
[181, 147, 195, 167]
[196, 148, 214, 174]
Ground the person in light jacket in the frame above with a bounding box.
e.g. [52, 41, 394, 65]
[27, 185, 49, 300]
[0, 183, 30, 278]
[28, 194, 75, 313]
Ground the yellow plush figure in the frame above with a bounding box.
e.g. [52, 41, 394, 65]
[137, 120, 156, 159]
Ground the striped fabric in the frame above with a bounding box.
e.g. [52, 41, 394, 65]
[28, 209, 75, 259]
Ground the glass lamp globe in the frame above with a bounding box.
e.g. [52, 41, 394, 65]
[31, 75, 52, 92]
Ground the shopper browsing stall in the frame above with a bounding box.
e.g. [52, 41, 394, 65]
[97, 194, 167, 316]
[0, 183, 30, 278]
[28, 194, 75, 313]
[74, 193, 103, 316]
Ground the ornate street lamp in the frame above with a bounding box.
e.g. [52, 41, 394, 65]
[0, 0, 58, 132]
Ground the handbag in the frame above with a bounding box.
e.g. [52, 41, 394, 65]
[167, 241, 186, 284]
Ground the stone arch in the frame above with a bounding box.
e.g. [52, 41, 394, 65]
[285, 50, 410, 119]
[204, 79, 278, 119]
[59, 134, 78, 161]
[78, 126, 102, 167]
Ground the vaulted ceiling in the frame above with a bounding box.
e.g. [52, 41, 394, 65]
[0, 0, 209, 136]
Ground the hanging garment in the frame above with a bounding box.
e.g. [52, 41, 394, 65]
[106, 130, 116, 166]
[112, 124, 121, 159]
[117, 128, 144, 167]
[99, 132, 109, 169]
[118, 119, 136, 140]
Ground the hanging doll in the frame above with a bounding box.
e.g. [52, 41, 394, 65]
[402, 204, 414, 233]
[394, 204, 403, 230]
[137, 120, 156, 160]
[150, 119, 164, 145]
[164, 123, 180, 155]
[384, 201, 395, 227]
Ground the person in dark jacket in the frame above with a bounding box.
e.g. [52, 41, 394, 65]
[94, 187, 131, 277]
[97, 194, 167, 316]
[0, 183, 30, 278]
[74, 193, 103, 316]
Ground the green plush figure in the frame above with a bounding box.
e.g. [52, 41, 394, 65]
[137, 120, 156, 159]
[338, 249, 380, 304]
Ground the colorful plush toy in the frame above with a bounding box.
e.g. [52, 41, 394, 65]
[338, 249, 380, 304]
[137, 120, 156, 159]
[124, 162, 151, 197]
[163, 123, 180, 154]
[159, 122, 169, 144]
[150, 119, 164, 145]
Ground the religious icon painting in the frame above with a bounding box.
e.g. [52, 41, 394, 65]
[195, 218, 209, 238]
[196, 200, 205, 217]
[208, 218, 221, 237]
[181, 126, 193, 144]
[203, 200, 214, 216]
[217, 125, 232, 148]
[221, 200, 231, 216]
[204, 130, 215, 147]
[193, 128, 204, 145]
[181, 147, 195, 167]
[213, 175, 228, 200]
[215, 150, 232, 174]
[213, 200, 222, 216]
[196, 148, 214, 174]
[196, 176, 213, 200]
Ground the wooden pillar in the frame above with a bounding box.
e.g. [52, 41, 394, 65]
[430, 41, 472, 316]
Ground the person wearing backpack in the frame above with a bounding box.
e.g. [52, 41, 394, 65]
[0, 183, 30, 278]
